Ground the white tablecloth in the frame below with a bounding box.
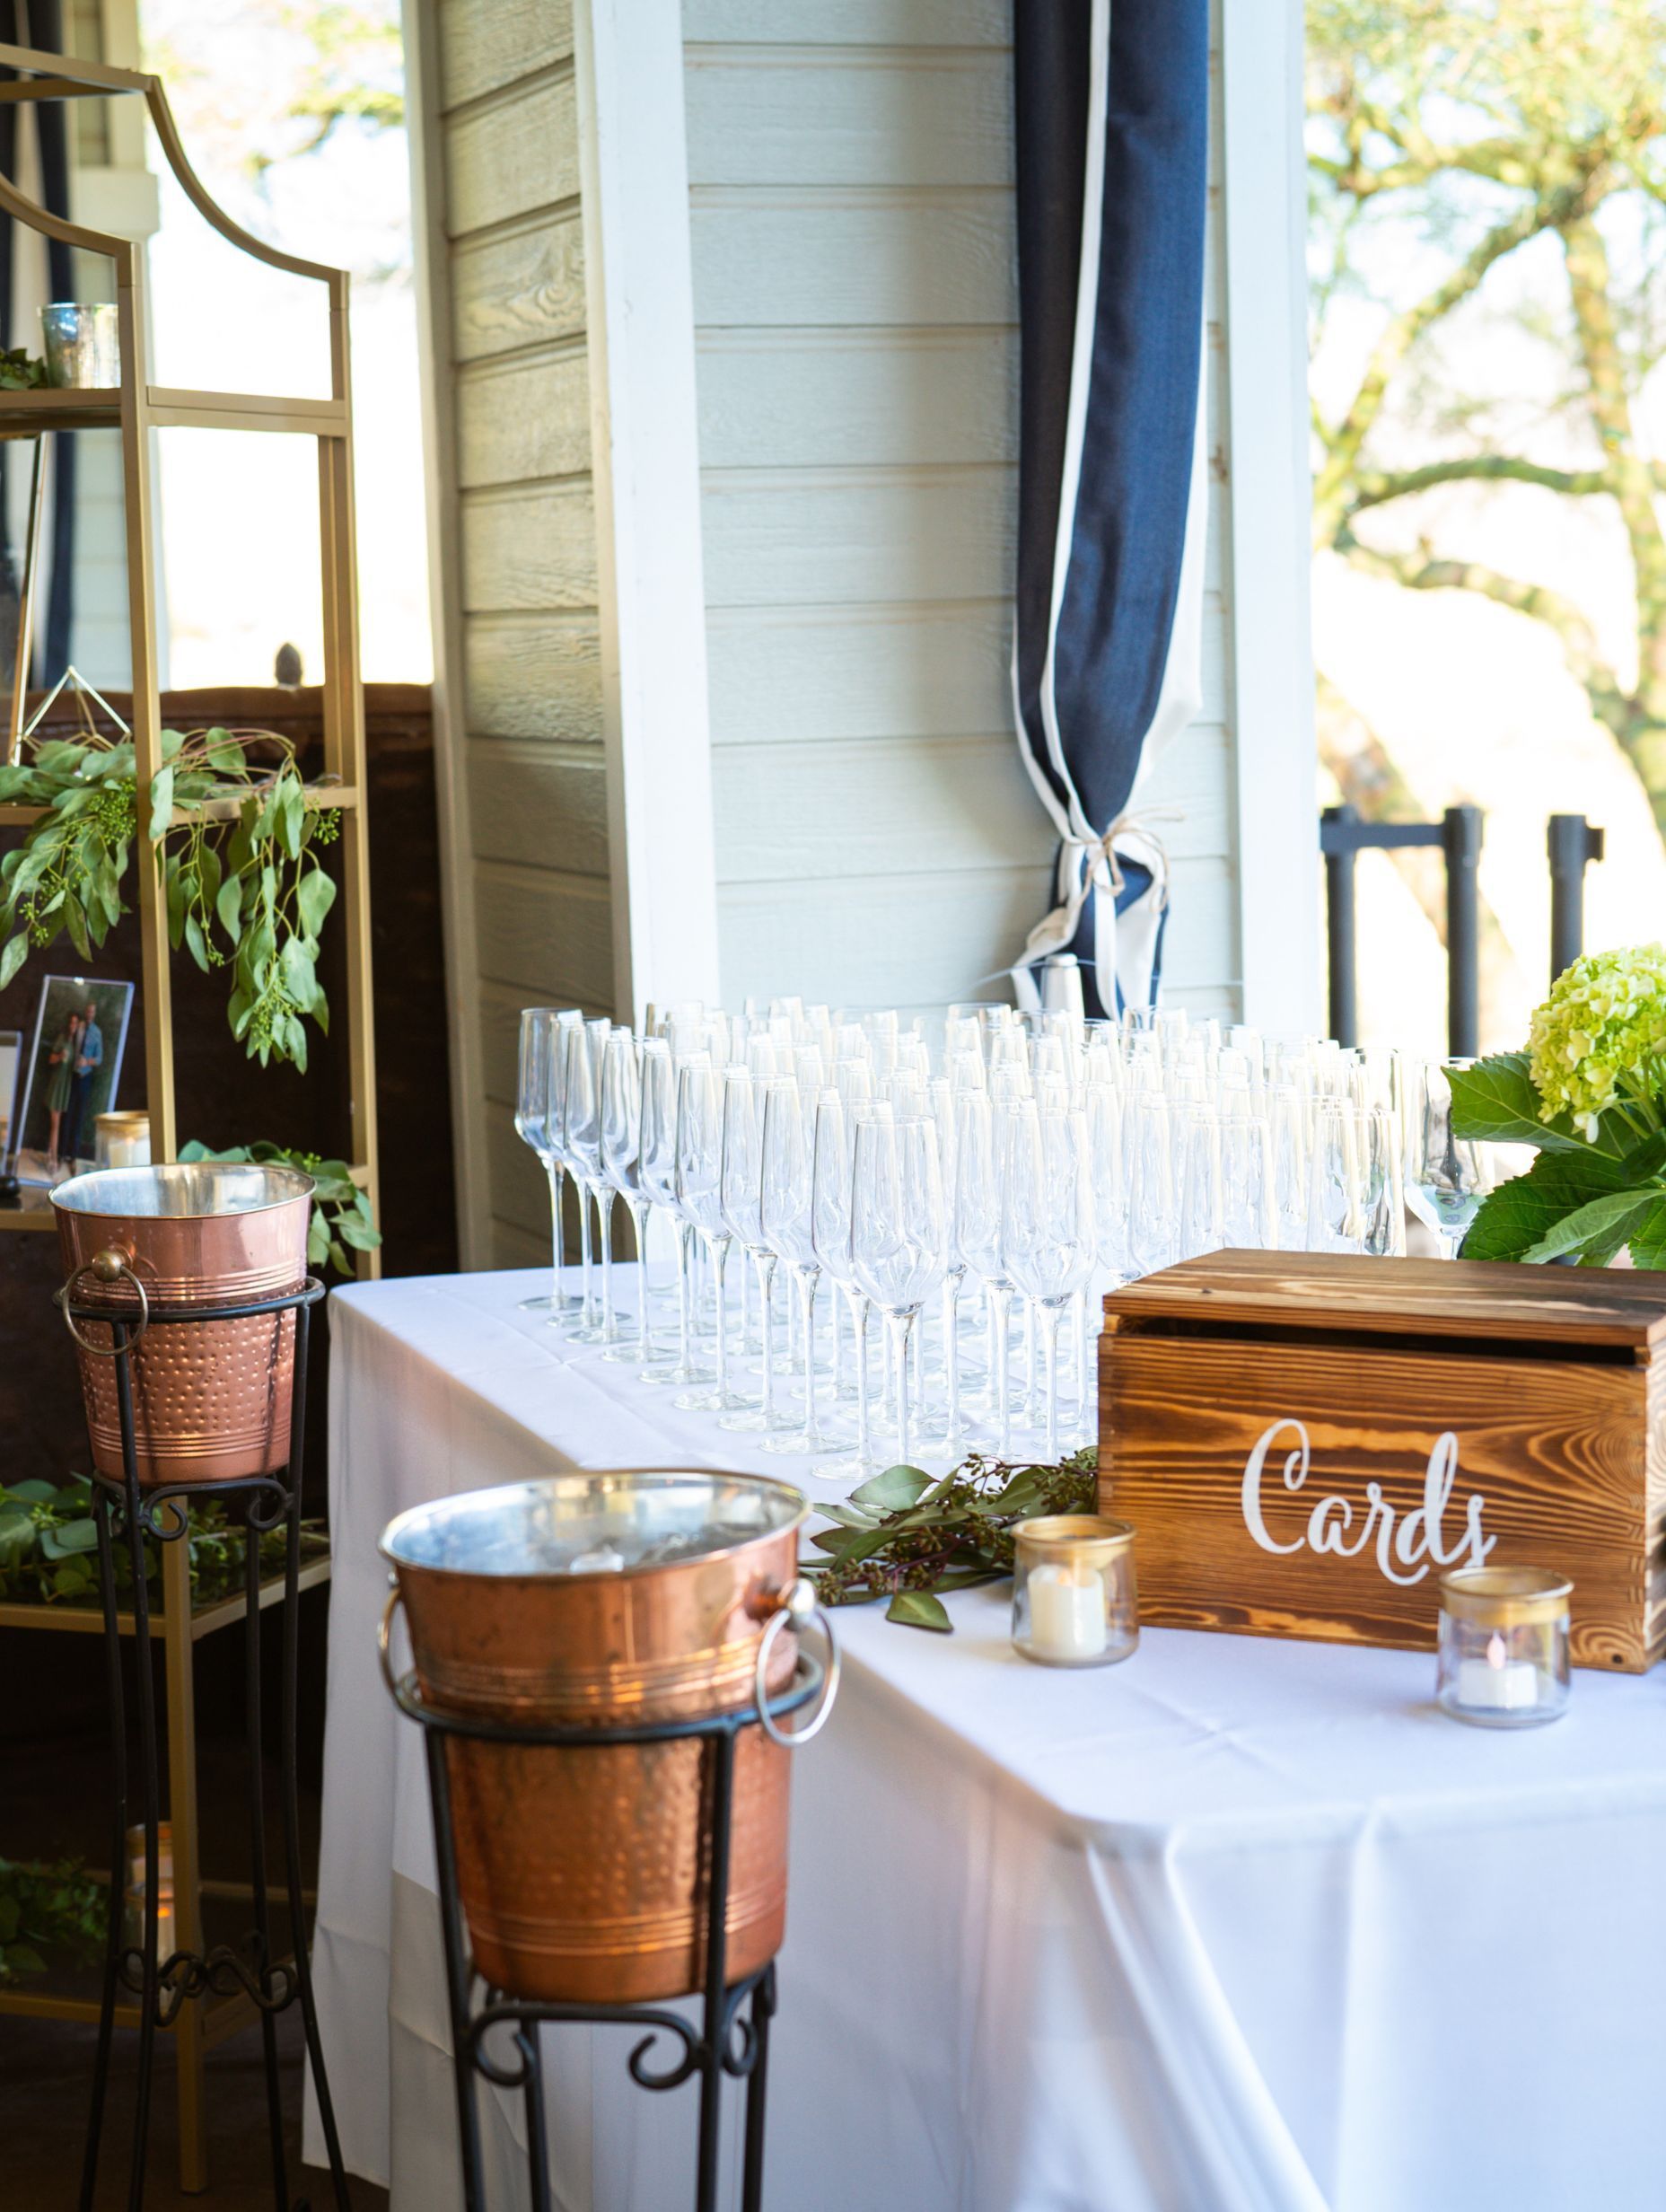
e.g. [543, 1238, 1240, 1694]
[306, 1269, 1666, 2211]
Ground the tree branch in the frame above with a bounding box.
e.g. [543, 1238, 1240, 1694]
[1312, 185, 1591, 542]
[1346, 454, 1618, 517]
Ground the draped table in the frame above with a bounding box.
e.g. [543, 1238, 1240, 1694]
[305, 1268, 1666, 2212]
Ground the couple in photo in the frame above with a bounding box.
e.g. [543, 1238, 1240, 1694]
[42, 998, 103, 1169]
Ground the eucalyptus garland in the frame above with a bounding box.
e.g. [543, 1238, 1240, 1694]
[0, 1857, 103, 1984]
[811, 1448, 1098, 1632]
[0, 724, 339, 1072]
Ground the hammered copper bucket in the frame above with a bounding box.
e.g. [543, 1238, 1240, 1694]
[380, 1470, 829, 2006]
[52, 1163, 313, 1486]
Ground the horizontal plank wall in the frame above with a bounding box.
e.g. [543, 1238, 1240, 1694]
[416, 0, 612, 1266]
[681, 0, 1243, 1020]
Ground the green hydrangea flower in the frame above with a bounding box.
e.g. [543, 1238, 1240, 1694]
[1529, 944, 1666, 1137]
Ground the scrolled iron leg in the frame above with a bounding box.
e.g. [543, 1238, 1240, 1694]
[245, 1495, 291, 2212]
[277, 1307, 353, 2209]
[80, 1480, 128, 2212]
[118, 1328, 162, 2212]
[741, 1964, 776, 2212]
[426, 1732, 488, 2212]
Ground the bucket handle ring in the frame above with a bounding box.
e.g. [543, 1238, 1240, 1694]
[378, 1582, 405, 1698]
[59, 1249, 149, 1357]
[755, 1577, 839, 1749]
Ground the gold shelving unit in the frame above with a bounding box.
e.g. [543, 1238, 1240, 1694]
[0, 42, 380, 2192]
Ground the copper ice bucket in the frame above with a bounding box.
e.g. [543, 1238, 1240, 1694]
[381, 1470, 820, 2006]
[53, 1163, 313, 1487]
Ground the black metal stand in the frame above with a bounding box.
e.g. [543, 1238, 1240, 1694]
[65, 1277, 352, 2212]
[385, 1658, 824, 2212]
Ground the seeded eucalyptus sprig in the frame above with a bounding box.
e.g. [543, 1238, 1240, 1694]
[811, 1448, 1098, 1633]
[0, 724, 339, 1073]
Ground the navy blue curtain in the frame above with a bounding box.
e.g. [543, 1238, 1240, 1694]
[1012, 0, 1210, 1016]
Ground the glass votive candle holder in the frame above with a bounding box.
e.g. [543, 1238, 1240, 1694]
[1436, 1567, 1572, 1728]
[95, 1110, 151, 1170]
[1012, 1514, 1137, 1668]
[40, 302, 120, 387]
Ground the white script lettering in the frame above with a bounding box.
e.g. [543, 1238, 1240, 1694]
[1241, 1419, 1496, 1584]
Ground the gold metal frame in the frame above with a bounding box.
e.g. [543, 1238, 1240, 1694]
[0, 44, 381, 2191]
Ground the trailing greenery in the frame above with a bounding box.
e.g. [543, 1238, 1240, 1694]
[0, 724, 341, 1071]
[0, 347, 48, 391]
[177, 1139, 378, 1277]
[0, 1474, 326, 1611]
[0, 1856, 103, 1984]
[811, 1449, 1098, 1633]
[1454, 946, 1666, 1268]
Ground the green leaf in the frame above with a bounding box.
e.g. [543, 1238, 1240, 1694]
[4, 1944, 46, 1974]
[327, 1238, 350, 1275]
[1460, 1144, 1654, 1261]
[307, 1215, 329, 1268]
[336, 1214, 381, 1251]
[184, 913, 208, 972]
[215, 872, 243, 944]
[1627, 1196, 1666, 1272]
[0, 933, 28, 988]
[146, 765, 175, 842]
[1446, 1052, 1610, 1156]
[39, 1520, 98, 1560]
[203, 728, 244, 774]
[885, 1591, 952, 1633]
[64, 897, 89, 961]
[850, 1464, 933, 1512]
[1521, 1189, 1656, 1264]
[276, 777, 304, 860]
[297, 865, 337, 938]
[280, 935, 318, 1009]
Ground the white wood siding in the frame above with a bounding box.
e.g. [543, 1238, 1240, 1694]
[418, 0, 611, 1264]
[682, 0, 1242, 1019]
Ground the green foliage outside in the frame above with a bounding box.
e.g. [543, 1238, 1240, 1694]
[1309, 0, 1666, 834]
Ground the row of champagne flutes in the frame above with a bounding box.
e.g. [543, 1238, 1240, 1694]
[513, 998, 1493, 1478]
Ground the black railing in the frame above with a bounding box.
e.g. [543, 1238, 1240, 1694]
[1320, 804, 1604, 1052]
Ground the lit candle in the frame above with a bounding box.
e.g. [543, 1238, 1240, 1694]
[1026, 1561, 1109, 1663]
[1436, 1567, 1571, 1728]
[1455, 1630, 1539, 1713]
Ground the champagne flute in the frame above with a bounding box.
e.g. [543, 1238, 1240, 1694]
[850, 1113, 947, 1471]
[1221, 1112, 1276, 1249]
[1003, 1104, 1096, 1463]
[673, 1057, 734, 1409]
[600, 1028, 663, 1365]
[571, 1016, 619, 1344]
[811, 1091, 881, 1483]
[1408, 1058, 1485, 1258]
[1126, 1094, 1175, 1277]
[1306, 1094, 1362, 1253]
[760, 1072, 831, 1454]
[513, 1006, 581, 1315]
[719, 1067, 783, 1435]
[956, 1088, 1017, 1456]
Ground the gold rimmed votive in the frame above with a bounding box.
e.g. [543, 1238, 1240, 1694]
[1011, 1515, 1137, 1669]
[1436, 1567, 1572, 1728]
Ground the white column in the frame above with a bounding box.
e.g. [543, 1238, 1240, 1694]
[1221, 0, 1322, 1036]
[574, 0, 723, 1025]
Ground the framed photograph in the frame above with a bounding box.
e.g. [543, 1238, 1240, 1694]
[0, 1027, 20, 1165]
[13, 975, 135, 1186]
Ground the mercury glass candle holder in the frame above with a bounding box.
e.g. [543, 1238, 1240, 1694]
[1436, 1566, 1571, 1728]
[40, 301, 119, 387]
[1011, 1514, 1137, 1669]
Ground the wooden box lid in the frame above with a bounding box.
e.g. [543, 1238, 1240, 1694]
[1104, 1250, 1666, 1354]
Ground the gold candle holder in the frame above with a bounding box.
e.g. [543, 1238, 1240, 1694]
[1011, 1515, 1138, 1668]
[1436, 1567, 1572, 1728]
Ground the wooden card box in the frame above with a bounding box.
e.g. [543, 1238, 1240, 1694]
[1099, 1251, 1666, 1672]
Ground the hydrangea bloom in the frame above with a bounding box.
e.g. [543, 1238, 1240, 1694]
[1528, 944, 1666, 1137]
